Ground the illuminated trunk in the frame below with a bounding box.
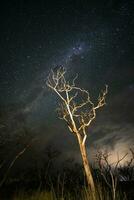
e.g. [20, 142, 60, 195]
[76, 132, 96, 199]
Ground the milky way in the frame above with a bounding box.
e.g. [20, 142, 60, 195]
[0, 0, 134, 162]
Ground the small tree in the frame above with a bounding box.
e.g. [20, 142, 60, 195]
[46, 67, 108, 199]
[95, 149, 128, 200]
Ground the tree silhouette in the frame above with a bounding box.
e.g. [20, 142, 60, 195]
[46, 67, 108, 199]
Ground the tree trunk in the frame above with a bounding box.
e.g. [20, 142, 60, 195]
[76, 133, 96, 199]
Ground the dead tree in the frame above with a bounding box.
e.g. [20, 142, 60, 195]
[0, 138, 36, 187]
[95, 149, 128, 200]
[46, 67, 108, 199]
[118, 148, 134, 181]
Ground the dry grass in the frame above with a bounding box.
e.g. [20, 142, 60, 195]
[12, 185, 127, 200]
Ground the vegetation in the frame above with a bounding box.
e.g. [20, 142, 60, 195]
[0, 139, 133, 199]
[0, 68, 133, 199]
[46, 67, 108, 199]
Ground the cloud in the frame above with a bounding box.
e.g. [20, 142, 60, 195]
[87, 86, 134, 164]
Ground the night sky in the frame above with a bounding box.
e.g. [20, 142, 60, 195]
[0, 0, 134, 163]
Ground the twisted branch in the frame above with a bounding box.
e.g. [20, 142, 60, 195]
[46, 67, 108, 143]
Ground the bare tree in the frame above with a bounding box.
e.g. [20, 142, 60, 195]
[118, 148, 134, 181]
[46, 67, 108, 199]
[95, 149, 128, 200]
[0, 138, 36, 187]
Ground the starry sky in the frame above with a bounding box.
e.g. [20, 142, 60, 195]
[0, 0, 134, 162]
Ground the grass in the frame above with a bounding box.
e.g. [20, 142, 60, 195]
[0, 169, 132, 200]
[13, 191, 55, 200]
[11, 185, 128, 200]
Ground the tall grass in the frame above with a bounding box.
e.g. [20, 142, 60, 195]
[1, 164, 131, 200]
[12, 184, 127, 200]
[13, 191, 56, 200]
